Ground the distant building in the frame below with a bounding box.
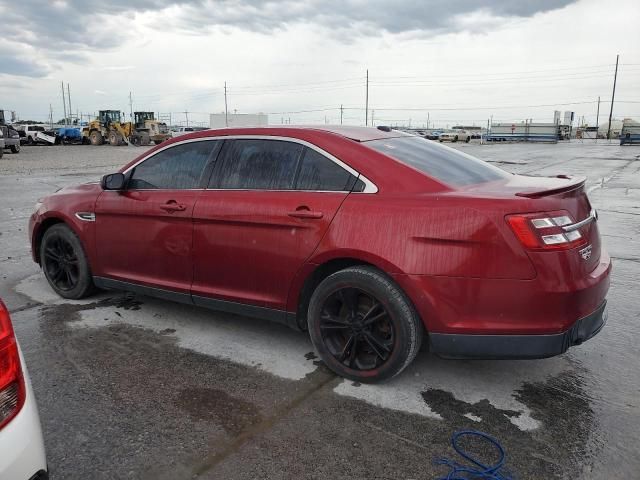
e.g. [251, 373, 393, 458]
[210, 113, 268, 128]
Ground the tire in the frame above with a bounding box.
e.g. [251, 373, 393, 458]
[90, 131, 103, 145]
[27, 136, 34, 145]
[307, 266, 424, 383]
[109, 132, 121, 146]
[153, 139, 162, 145]
[453, 136, 458, 143]
[10, 144, 20, 153]
[40, 224, 94, 299]
[0, 149, 3, 159]
[465, 136, 470, 143]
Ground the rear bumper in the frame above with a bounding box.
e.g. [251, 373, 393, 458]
[429, 300, 607, 359]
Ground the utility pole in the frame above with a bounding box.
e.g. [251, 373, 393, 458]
[49, 104, 53, 129]
[224, 81, 229, 127]
[595, 96, 601, 140]
[61, 81, 67, 128]
[67, 83, 72, 125]
[371, 109, 375, 126]
[340, 104, 343, 125]
[129, 91, 133, 122]
[427, 112, 430, 129]
[607, 54, 619, 140]
[184, 111, 189, 127]
[365, 69, 369, 126]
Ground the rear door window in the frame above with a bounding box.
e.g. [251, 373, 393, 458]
[128, 140, 218, 190]
[213, 139, 303, 190]
[295, 148, 357, 191]
[365, 136, 508, 186]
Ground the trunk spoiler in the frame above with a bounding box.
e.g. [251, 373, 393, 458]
[515, 175, 586, 198]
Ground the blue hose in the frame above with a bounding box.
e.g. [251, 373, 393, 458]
[435, 430, 514, 480]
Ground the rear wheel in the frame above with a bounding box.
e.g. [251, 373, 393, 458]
[308, 266, 423, 383]
[40, 224, 94, 299]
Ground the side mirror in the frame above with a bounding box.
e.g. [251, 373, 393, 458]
[101, 172, 126, 190]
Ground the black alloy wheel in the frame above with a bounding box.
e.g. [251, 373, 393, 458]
[42, 233, 80, 292]
[40, 224, 94, 299]
[308, 266, 423, 383]
[319, 287, 395, 371]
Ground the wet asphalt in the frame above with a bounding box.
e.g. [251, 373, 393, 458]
[1, 142, 639, 479]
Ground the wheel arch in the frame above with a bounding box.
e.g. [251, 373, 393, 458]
[291, 257, 373, 331]
[33, 214, 87, 265]
[33, 217, 66, 264]
[288, 251, 408, 331]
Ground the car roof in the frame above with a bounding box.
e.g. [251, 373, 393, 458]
[197, 125, 408, 142]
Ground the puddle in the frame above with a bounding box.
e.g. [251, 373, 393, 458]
[175, 387, 262, 435]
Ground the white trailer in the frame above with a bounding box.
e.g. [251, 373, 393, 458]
[486, 122, 559, 143]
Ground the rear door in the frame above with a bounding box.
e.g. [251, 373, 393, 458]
[94, 140, 220, 292]
[191, 138, 359, 310]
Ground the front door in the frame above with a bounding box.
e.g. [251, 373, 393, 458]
[94, 139, 220, 293]
[191, 138, 358, 310]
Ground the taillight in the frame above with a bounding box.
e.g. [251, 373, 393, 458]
[506, 211, 587, 251]
[0, 300, 25, 430]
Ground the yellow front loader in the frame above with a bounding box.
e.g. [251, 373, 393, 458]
[82, 110, 150, 146]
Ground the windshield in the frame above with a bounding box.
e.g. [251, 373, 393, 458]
[365, 136, 509, 186]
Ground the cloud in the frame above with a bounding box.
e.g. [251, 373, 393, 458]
[0, 0, 575, 77]
[0, 52, 50, 78]
[161, 0, 576, 37]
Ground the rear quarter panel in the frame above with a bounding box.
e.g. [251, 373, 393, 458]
[309, 192, 536, 279]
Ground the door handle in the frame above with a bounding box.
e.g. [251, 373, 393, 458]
[160, 201, 186, 212]
[288, 209, 323, 219]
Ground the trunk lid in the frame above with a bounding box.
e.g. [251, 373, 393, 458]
[465, 174, 601, 275]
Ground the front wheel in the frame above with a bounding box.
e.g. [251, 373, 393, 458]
[40, 224, 94, 299]
[10, 144, 20, 153]
[308, 266, 424, 383]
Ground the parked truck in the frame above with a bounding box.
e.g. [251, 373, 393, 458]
[0, 110, 20, 154]
[620, 118, 640, 145]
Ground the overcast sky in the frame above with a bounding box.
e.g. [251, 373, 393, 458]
[1, 0, 638, 127]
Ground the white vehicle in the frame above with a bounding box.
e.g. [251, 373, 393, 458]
[170, 126, 208, 138]
[0, 300, 48, 480]
[170, 126, 196, 138]
[439, 130, 471, 143]
[14, 125, 47, 145]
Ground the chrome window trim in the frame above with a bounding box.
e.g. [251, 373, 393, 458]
[123, 135, 378, 194]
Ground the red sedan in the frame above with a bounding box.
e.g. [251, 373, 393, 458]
[28, 126, 610, 382]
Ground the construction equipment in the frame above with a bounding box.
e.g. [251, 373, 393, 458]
[82, 110, 150, 146]
[134, 112, 170, 145]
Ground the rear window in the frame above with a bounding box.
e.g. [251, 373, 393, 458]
[365, 136, 508, 186]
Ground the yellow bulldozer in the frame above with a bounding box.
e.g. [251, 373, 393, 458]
[82, 110, 151, 146]
[134, 112, 171, 145]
